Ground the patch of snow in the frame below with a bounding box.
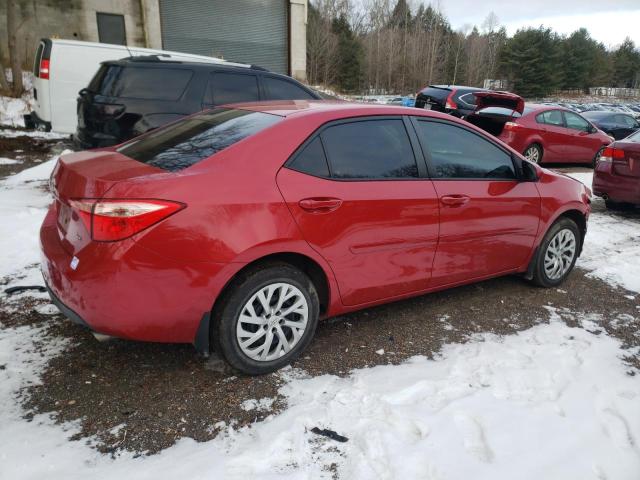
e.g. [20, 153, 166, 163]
[0, 157, 20, 165]
[241, 397, 275, 412]
[375, 348, 385, 355]
[0, 128, 69, 140]
[0, 71, 34, 128]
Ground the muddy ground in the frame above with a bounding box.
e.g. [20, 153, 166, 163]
[1, 129, 639, 455]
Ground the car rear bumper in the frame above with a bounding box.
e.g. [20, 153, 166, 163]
[40, 205, 236, 345]
[593, 163, 640, 204]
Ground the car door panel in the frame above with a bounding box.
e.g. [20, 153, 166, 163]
[277, 169, 439, 306]
[430, 180, 540, 285]
[412, 118, 541, 285]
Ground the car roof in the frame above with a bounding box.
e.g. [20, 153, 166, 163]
[428, 85, 485, 91]
[228, 99, 454, 120]
[582, 111, 614, 118]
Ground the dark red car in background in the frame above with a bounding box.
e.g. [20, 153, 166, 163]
[593, 130, 640, 209]
[41, 101, 591, 375]
[468, 103, 613, 165]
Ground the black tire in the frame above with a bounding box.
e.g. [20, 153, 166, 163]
[531, 217, 581, 288]
[213, 263, 319, 375]
[523, 143, 543, 164]
[605, 199, 632, 211]
[593, 146, 605, 168]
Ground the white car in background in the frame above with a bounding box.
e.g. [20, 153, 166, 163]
[27, 38, 247, 134]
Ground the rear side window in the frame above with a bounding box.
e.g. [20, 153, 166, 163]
[288, 137, 330, 177]
[263, 76, 314, 100]
[117, 108, 281, 171]
[457, 92, 477, 106]
[321, 120, 418, 179]
[210, 73, 259, 105]
[110, 67, 193, 100]
[537, 110, 564, 127]
[415, 120, 516, 180]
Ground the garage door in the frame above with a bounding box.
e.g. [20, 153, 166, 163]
[159, 0, 288, 74]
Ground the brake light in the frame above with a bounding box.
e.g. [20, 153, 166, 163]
[445, 90, 457, 109]
[69, 199, 185, 242]
[39, 59, 50, 79]
[599, 147, 625, 163]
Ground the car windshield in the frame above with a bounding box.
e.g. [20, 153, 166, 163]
[117, 108, 281, 171]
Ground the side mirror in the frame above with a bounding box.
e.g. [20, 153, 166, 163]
[588, 125, 597, 134]
[513, 155, 538, 182]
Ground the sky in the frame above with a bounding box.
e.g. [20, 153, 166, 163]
[431, 0, 640, 48]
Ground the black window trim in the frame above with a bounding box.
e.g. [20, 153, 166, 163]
[408, 116, 521, 182]
[284, 115, 428, 182]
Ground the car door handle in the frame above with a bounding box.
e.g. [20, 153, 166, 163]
[440, 195, 470, 207]
[299, 197, 343, 213]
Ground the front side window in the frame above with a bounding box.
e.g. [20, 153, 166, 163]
[320, 119, 418, 179]
[210, 73, 259, 105]
[110, 67, 193, 100]
[117, 108, 281, 171]
[415, 120, 516, 180]
[564, 111, 590, 132]
[537, 110, 564, 127]
[263, 76, 315, 100]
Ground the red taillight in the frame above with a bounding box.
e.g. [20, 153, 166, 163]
[599, 147, 625, 163]
[69, 199, 185, 242]
[445, 90, 457, 109]
[39, 59, 50, 79]
[503, 121, 520, 131]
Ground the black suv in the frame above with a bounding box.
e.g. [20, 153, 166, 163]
[75, 57, 321, 148]
[414, 85, 486, 117]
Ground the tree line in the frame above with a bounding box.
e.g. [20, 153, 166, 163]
[307, 0, 640, 98]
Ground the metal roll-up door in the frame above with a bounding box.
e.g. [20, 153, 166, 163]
[159, 0, 288, 74]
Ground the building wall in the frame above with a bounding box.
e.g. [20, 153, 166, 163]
[1, 0, 305, 80]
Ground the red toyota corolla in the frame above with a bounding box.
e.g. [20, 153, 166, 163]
[41, 101, 591, 374]
[468, 102, 612, 165]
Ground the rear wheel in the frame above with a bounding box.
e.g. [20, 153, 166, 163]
[531, 218, 580, 287]
[214, 264, 319, 375]
[593, 146, 605, 168]
[523, 144, 543, 164]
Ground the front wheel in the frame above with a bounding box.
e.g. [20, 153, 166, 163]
[523, 143, 543, 164]
[531, 218, 581, 287]
[214, 264, 319, 375]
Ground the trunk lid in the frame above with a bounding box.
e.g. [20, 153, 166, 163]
[473, 91, 525, 115]
[51, 150, 165, 255]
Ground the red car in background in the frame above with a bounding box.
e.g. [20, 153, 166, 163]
[593, 130, 640, 209]
[467, 101, 613, 165]
[41, 101, 591, 375]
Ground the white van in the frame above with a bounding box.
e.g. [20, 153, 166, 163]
[28, 39, 249, 134]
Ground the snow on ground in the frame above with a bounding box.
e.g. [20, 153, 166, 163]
[568, 171, 640, 293]
[0, 71, 35, 128]
[0, 158, 639, 478]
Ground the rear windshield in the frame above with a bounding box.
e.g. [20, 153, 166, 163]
[117, 108, 281, 171]
[88, 65, 193, 100]
[419, 87, 450, 101]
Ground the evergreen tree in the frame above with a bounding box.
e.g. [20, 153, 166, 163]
[331, 14, 364, 93]
[612, 38, 640, 88]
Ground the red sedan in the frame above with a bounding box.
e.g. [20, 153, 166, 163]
[468, 102, 613, 165]
[593, 131, 640, 208]
[41, 101, 591, 374]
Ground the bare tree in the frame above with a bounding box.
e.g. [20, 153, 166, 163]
[4, 0, 24, 96]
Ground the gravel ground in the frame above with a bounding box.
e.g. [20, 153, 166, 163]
[1, 135, 638, 455]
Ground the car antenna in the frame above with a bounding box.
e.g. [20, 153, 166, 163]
[125, 44, 134, 58]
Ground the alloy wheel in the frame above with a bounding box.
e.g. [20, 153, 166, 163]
[543, 228, 576, 280]
[236, 282, 309, 362]
[524, 145, 540, 163]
